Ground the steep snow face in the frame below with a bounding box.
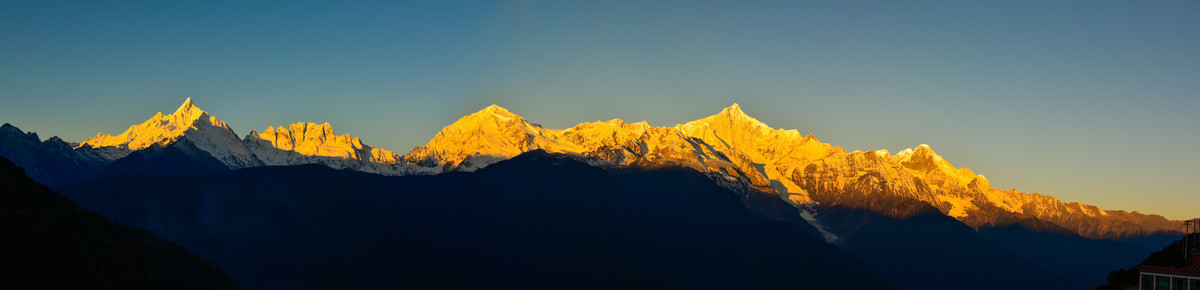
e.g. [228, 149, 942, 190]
[77, 98, 262, 169]
[244, 122, 434, 176]
[401, 103, 839, 236]
[405, 104, 839, 203]
[554, 118, 768, 196]
[676, 103, 844, 204]
[801, 143, 991, 221]
[403, 105, 584, 171]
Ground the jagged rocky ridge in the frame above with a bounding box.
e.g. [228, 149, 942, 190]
[244, 122, 432, 176]
[0, 99, 1182, 239]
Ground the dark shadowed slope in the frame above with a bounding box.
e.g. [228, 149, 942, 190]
[0, 123, 107, 186]
[1098, 233, 1199, 290]
[0, 123, 235, 187]
[979, 218, 1154, 287]
[0, 156, 240, 289]
[809, 188, 1090, 289]
[103, 138, 230, 177]
[805, 171, 1160, 289]
[815, 200, 1085, 289]
[60, 150, 895, 290]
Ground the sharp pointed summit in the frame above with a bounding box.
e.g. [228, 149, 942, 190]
[723, 103, 747, 116]
[689, 103, 772, 133]
[173, 98, 211, 125]
[76, 98, 260, 169]
[80, 98, 216, 151]
[178, 97, 196, 110]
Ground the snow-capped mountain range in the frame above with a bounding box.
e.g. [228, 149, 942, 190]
[243, 122, 434, 176]
[0, 98, 1181, 239]
[77, 98, 262, 169]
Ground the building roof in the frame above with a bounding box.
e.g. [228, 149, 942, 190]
[1140, 265, 1200, 278]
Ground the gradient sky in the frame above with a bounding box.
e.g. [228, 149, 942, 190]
[2, 1, 1197, 219]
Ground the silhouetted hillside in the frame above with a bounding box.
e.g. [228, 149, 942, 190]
[1098, 233, 1198, 290]
[807, 170, 1159, 289]
[60, 150, 895, 289]
[0, 123, 106, 186]
[0, 156, 240, 289]
[814, 195, 1086, 290]
[979, 219, 1154, 287]
[104, 138, 230, 177]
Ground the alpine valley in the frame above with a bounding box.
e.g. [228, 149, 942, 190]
[0, 98, 1187, 289]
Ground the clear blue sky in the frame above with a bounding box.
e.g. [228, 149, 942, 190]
[2, 1, 1197, 219]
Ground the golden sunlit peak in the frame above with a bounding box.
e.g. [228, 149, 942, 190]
[481, 104, 509, 113]
[171, 97, 207, 119]
[723, 103, 745, 115]
[712, 103, 758, 123]
[468, 104, 521, 121]
[177, 97, 195, 110]
[247, 121, 400, 164]
[76, 96, 246, 165]
[897, 144, 939, 161]
[693, 102, 764, 128]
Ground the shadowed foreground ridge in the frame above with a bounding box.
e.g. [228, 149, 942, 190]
[0, 156, 241, 289]
[60, 150, 895, 289]
[1098, 233, 1200, 290]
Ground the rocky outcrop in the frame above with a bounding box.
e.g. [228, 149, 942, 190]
[244, 122, 431, 176]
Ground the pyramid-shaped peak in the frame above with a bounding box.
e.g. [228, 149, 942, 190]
[0, 123, 27, 138]
[171, 97, 207, 118]
[721, 103, 748, 116]
[696, 102, 766, 127]
[177, 97, 195, 110]
[79, 97, 234, 151]
[467, 104, 523, 121]
[482, 104, 512, 114]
